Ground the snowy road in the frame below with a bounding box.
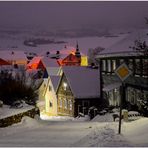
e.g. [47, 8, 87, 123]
[0, 117, 132, 147]
[0, 119, 99, 147]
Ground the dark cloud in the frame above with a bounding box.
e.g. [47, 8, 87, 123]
[0, 1, 148, 29]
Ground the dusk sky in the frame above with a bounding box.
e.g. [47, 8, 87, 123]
[0, 1, 148, 29]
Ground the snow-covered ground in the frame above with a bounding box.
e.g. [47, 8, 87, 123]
[0, 113, 148, 147]
[0, 28, 147, 146]
[0, 33, 128, 55]
[0, 104, 34, 120]
[123, 118, 148, 146]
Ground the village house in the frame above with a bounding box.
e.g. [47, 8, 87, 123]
[27, 56, 62, 78]
[95, 30, 148, 112]
[57, 43, 86, 66]
[36, 56, 62, 116]
[38, 76, 61, 116]
[27, 56, 46, 71]
[0, 50, 28, 66]
[42, 56, 62, 77]
[0, 58, 11, 66]
[56, 66, 101, 117]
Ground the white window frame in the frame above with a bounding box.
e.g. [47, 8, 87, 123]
[107, 60, 111, 72]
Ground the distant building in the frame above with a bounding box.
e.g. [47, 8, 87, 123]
[0, 58, 11, 66]
[0, 50, 27, 65]
[57, 42, 82, 66]
[27, 56, 46, 70]
[27, 56, 61, 78]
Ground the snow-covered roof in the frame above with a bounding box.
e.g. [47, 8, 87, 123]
[27, 56, 42, 66]
[0, 50, 27, 61]
[50, 76, 61, 91]
[62, 66, 100, 99]
[0, 58, 11, 65]
[42, 56, 59, 67]
[97, 29, 148, 58]
[28, 56, 59, 68]
[46, 67, 61, 76]
[103, 82, 121, 92]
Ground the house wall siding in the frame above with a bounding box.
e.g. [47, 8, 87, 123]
[57, 75, 75, 117]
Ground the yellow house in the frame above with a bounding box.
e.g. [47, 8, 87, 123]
[38, 76, 61, 116]
[81, 56, 88, 66]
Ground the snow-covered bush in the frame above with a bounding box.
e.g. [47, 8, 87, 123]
[138, 95, 148, 117]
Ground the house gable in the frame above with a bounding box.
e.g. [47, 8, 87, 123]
[60, 53, 81, 66]
[57, 73, 74, 116]
[37, 60, 46, 70]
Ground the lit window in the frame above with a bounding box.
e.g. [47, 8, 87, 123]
[64, 99, 68, 109]
[112, 60, 116, 71]
[107, 60, 111, 72]
[102, 60, 106, 71]
[63, 82, 67, 90]
[69, 100, 72, 110]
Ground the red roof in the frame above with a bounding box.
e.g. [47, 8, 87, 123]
[27, 56, 45, 70]
[0, 58, 11, 65]
[59, 53, 81, 66]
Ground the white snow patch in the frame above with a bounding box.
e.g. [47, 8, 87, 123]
[0, 113, 148, 147]
[91, 113, 113, 122]
[123, 117, 148, 146]
[0, 104, 34, 119]
[40, 114, 74, 121]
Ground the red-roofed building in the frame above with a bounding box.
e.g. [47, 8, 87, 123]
[0, 58, 11, 66]
[57, 43, 81, 66]
[27, 57, 46, 70]
[57, 53, 81, 66]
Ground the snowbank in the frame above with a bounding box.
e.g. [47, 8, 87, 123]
[40, 114, 90, 121]
[74, 115, 90, 121]
[40, 114, 74, 121]
[0, 105, 34, 119]
[123, 118, 148, 146]
[91, 113, 113, 122]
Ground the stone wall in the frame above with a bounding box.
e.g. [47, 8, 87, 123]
[0, 107, 38, 127]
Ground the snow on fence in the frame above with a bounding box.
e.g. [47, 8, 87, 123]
[0, 107, 38, 127]
[112, 110, 141, 122]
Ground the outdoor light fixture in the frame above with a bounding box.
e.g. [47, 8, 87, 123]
[63, 82, 67, 90]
